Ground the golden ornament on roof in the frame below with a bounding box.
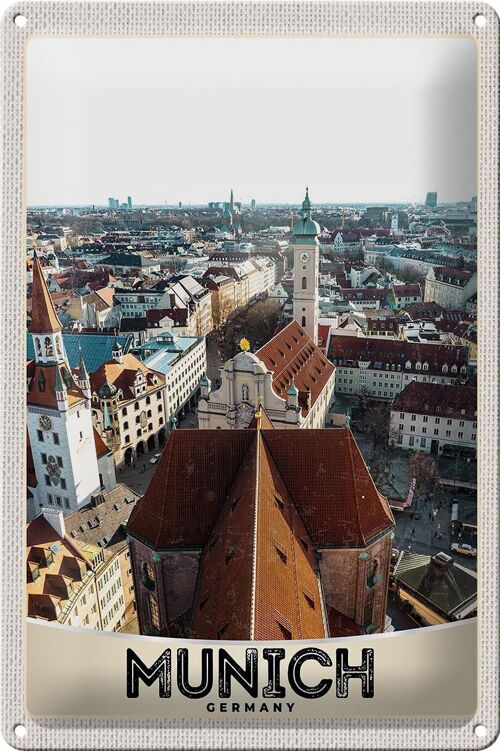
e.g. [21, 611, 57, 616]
[239, 338, 250, 351]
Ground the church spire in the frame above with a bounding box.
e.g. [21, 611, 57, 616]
[31, 253, 61, 334]
[302, 187, 312, 218]
[230, 188, 234, 210]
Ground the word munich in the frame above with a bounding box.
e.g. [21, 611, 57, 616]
[127, 647, 375, 700]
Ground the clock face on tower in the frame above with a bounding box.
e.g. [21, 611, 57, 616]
[299, 251, 310, 264]
[39, 414, 53, 431]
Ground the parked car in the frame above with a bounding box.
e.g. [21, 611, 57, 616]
[149, 453, 162, 465]
[450, 542, 477, 558]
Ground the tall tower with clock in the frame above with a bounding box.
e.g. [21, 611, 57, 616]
[292, 188, 320, 344]
[27, 256, 101, 519]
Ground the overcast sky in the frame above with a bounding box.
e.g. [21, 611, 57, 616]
[27, 37, 477, 206]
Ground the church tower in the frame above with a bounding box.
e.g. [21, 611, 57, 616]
[292, 188, 320, 344]
[27, 256, 101, 519]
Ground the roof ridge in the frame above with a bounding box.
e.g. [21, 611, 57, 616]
[345, 429, 366, 546]
[249, 433, 261, 640]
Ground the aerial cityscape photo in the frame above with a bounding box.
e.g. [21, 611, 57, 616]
[25, 37, 477, 640]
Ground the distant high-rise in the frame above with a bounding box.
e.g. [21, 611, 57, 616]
[251, 198, 256, 210]
[127, 196, 133, 210]
[425, 191, 438, 208]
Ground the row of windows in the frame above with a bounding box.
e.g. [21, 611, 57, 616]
[400, 412, 476, 427]
[120, 392, 162, 416]
[46, 493, 70, 508]
[37, 430, 59, 444]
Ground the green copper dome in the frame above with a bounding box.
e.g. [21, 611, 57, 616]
[293, 187, 320, 237]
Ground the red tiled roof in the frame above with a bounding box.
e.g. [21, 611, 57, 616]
[404, 301, 445, 319]
[93, 428, 110, 458]
[90, 353, 165, 400]
[433, 267, 473, 282]
[392, 381, 476, 420]
[146, 308, 188, 326]
[27, 363, 85, 409]
[127, 428, 393, 550]
[339, 288, 386, 301]
[127, 431, 255, 548]
[392, 284, 422, 297]
[256, 320, 334, 416]
[328, 336, 469, 376]
[191, 434, 326, 640]
[317, 323, 331, 348]
[30, 256, 61, 333]
[127, 427, 394, 640]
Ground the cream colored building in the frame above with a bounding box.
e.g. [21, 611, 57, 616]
[90, 341, 167, 467]
[198, 320, 335, 430]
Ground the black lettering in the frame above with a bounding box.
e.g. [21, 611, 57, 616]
[262, 648, 286, 698]
[288, 648, 333, 699]
[336, 648, 374, 698]
[219, 648, 258, 698]
[126, 648, 171, 698]
[177, 648, 213, 698]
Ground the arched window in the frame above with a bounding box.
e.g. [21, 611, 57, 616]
[148, 594, 160, 631]
[141, 561, 155, 591]
[56, 336, 62, 356]
[301, 276, 307, 290]
[44, 337, 53, 357]
[301, 316, 306, 327]
[35, 337, 42, 357]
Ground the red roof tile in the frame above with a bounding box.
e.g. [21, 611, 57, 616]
[328, 336, 469, 376]
[256, 320, 334, 415]
[392, 381, 476, 420]
[30, 256, 61, 333]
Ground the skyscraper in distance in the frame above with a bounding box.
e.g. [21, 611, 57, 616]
[425, 191, 438, 208]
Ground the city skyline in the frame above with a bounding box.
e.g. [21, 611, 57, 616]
[27, 37, 476, 206]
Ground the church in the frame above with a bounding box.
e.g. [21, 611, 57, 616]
[126, 418, 395, 640]
[198, 189, 335, 430]
[26, 257, 104, 519]
[197, 321, 335, 429]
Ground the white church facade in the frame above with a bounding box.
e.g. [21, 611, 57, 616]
[197, 321, 335, 430]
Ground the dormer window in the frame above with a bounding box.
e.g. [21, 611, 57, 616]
[442, 364, 448, 374]
[451, 365, 457, 374]
[415, 362, 421, 371]
[37, 372, 46, 392]
[422, 362, 429, 371]
[405, 360, 411, 369]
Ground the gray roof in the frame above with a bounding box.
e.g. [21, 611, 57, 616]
[65, 484, 140, 562]
[394, 551, 477, 618]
